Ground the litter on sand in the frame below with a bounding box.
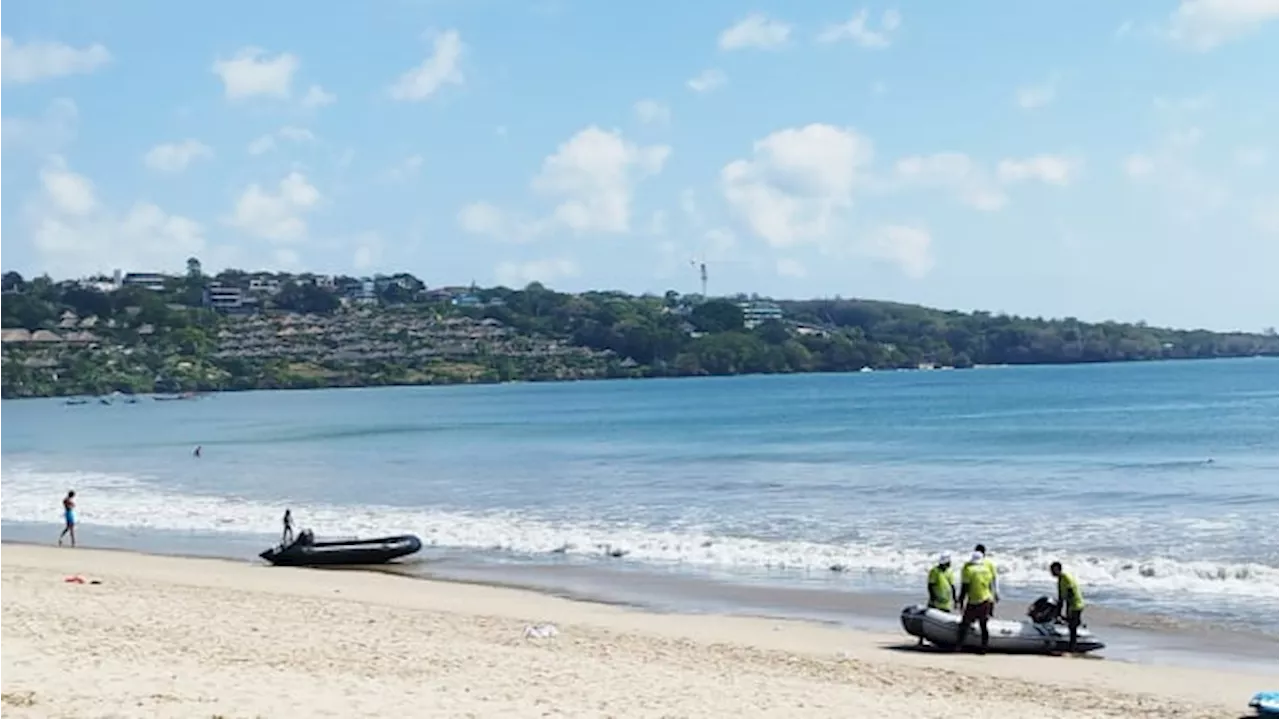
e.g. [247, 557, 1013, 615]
[523, 623, 559, 639]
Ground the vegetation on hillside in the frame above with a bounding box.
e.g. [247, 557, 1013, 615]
[1, 266, 1275, 399]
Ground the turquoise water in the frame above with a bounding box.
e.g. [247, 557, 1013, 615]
[3, 358, 1277, 631]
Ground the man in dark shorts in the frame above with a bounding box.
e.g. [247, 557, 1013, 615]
[954, 551, 995, 653]
[1050, 561, 1086, 653]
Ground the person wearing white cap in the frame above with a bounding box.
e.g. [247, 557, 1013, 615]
[955, 550, 997, 653]
[926, 553, 956, 613]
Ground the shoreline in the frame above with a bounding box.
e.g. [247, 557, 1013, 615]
[4, 529, 1277, 677]
[3, 354, 1275, 401]
[2, 544, 1270, 719]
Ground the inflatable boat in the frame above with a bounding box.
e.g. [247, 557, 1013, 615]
[900, 597, 1106, 654]
[1249, 691, 1279, 717]
[259, 531, 422, 567]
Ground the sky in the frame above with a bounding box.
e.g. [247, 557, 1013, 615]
[1, 0, 1277, 331]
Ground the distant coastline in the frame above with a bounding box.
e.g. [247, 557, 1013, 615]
[3, 266, 1276, 398]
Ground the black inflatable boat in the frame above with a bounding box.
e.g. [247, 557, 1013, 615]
[259, 531, 422, 567]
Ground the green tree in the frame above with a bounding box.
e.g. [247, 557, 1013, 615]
[691, 300, 744, 333]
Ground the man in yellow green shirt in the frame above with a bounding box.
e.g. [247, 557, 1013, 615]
[927, 553, 956, 612]
[955, 551, 995, 653]
[1050, 561, 1086, 653]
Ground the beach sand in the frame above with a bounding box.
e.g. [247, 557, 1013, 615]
[1, 545, 1267, 718]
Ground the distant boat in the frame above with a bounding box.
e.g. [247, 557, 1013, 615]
[64, 398, 89, 406]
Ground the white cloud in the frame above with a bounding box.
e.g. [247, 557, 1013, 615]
[719, 14, 792, 50]
[143, 140, 214, 173]
[277, 126, 315, 143]
[1166, 0, 1278, 51]
[211, 48, 299, 100]
[531, 126, 670, 235]
[1, 37, 111, 84]
[301, 84, 337, 108]
[1234, 146, 1268, 167]
[721, 123, 873, 247]
[351, 232, 383, 271]
[775, 258, 807, 278]
[1016, 78, 1057, 109]
[1122, 128, 1229, 219]
[859, 224, 934, 279]
[247, 126, 316, 155]
[389, 30, 464, 101]
[996, 154, 1080, 186]
[647, 210, 669, 236]
[1254, 198, 1278, 235]
[1122, 154, 1156, 178]
[386, 154, 424, 182]
[495, 258, 580, 288]
[40, 157, 97, 216]
[26, 157, 208, 276]
[457, 202, 514, 238]
[680, 188, 704, 226]
[1153, 94, 1213, 114]
[703, 227, 738, 258]
[227, 172, 321, 242]
[460, 128, 669, 241]
[894, 153, 1007, 211]
[2, 97, 78, 152]
[817, 9, 901, 48]
[633, 99, 671, 125]
[687, 68, 727, 93]
[247, 136, 277, 156]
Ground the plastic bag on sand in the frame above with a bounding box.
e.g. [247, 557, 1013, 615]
[523, 623, 559, 639]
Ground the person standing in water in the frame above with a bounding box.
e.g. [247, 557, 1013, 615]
[193, 445, 202, 458]
[282, 508, 294, 545]
[58, 491, 77, 547]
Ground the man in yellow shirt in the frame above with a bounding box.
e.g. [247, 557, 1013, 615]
[927, 554, 956, 612]
[1050, 561, 1086, 653]
[955, 551, 995, 653]
[973, 543, 999, 610]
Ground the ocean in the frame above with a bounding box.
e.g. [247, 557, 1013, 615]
[3, 358, 1277, 666]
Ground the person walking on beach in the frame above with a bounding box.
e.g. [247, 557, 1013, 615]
[1050, 561, 1086, 654]
[58, 491, 77, 547]
[282, 508, 294, 545]
[954, 551, 995, 653]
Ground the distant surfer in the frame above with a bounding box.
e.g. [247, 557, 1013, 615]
[193, 445, 202, 458]
[58, 491, 77, 547]
[282, 509, 294, 545]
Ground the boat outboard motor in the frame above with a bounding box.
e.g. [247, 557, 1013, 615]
[295, 529, 315, 546]
[1027, 596, 1059, 624]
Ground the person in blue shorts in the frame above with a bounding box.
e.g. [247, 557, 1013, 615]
[58, 490, 77, 547]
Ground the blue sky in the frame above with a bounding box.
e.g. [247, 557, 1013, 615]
[2, 0, 1276, 330]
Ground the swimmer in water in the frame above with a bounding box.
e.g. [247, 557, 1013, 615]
[193, 445, 202, 458]
[58, 491, 77, 547]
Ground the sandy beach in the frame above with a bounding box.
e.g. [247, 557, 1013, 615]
[1, 544, 1269, 718]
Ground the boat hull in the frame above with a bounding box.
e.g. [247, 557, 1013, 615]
[259, 534, 423, 567]
[900, 604, 1106, 654]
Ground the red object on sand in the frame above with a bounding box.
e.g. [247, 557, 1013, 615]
[64, 575, 85, 584]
